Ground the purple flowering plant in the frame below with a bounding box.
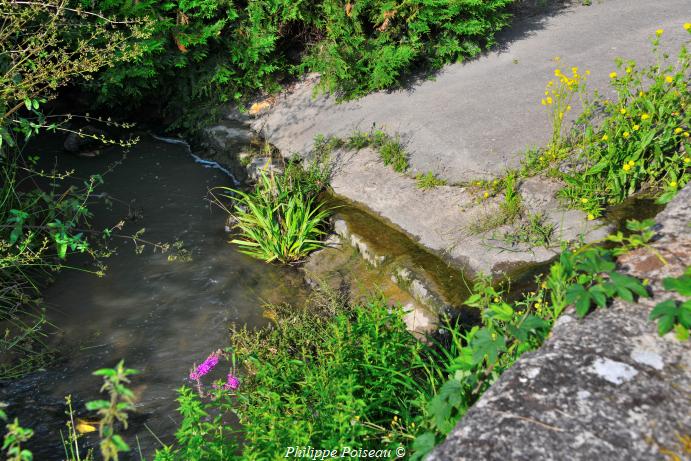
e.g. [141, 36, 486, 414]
[189, 349, 240, 397]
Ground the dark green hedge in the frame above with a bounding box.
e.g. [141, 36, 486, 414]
[79, 0, 513, 130]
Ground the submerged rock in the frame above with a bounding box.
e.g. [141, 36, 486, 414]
[428, 185, 691, 461]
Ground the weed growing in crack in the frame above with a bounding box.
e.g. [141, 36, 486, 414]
[416, 172, 447, 190]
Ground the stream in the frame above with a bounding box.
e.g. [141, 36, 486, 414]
[0, 134, 308, 459]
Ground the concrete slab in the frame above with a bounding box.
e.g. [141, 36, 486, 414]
[253, 0, 689, 182]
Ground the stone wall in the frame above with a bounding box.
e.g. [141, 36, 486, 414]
[428, 186, 691, 460]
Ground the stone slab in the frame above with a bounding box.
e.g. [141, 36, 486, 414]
[428, 185, 691, 461]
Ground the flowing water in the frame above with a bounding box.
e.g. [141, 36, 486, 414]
[0, 135, 308, 459]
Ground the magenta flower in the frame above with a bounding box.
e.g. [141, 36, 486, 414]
[189, 352, 220, 381]
[223, 374, 240, 391]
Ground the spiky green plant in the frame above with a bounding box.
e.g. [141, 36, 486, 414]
[222, 172, 331, 264]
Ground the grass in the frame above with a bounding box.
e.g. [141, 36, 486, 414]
[416, 172, 447, 190]
[468, 171, 523, 234]
[379, 137, 409, 173]
[492, 212, 555, 248]
[155, 289, 440, 460]
[316, 129, 410, 174]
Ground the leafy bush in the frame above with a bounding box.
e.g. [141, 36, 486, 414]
[303, 0, 514, 98]
[156, 294, 436, 459]
[75, 0, 515, 130]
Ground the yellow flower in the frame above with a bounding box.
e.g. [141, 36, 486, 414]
[633, 124, 640, 131]
[675, 127, 683, 134]
[620, 108, 627, 115]
[642, 278, 650, 286]
[581, 198, 589, 204]
[655, 29, 664, 36]
[628, 160, 635, 166]
[623, 164, 631, 172]
[546, 97, 553, 105]
[587, 213, 595, 221]
[684, 23, 691, 31]
[670, 181, 677, 188]
[566, 105, 572, 111]
[547, 80, 554, 87]
[559, 112, 564, 120]
[665, 75, 674, 83]
[684, 132, 690, 137]
[641, 113, 650, 120]
[493, 297, 500, 303]
[639, 91, 645, 97]
[585, 70, 591, 75]
[535, 302, 541, 308]
[554, 69, 562, 77]
[609, 71, 617, 79]
[541, 98, 547, 106]
[625, 67, 632, 74]
[601, 134, 609, 141]
[483, 192, 489, 198]
[684, 157, 690, 164]
[623, 131, 630, 138]
[540, 281, 547, 289]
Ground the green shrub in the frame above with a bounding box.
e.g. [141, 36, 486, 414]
[75, 0, 515, 130]
[156, 294, 436, 460]
[220, 170, 331, 264]
[303, 0, 514, 98]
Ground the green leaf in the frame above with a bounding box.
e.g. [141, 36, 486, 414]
[411, 433, 436, 461]
[93, 368, 117, 377]
[566, 283, 591, 317]
[85, 400, 110, 410]
[111, 434, 130, 452]
[471, 328, 506, 365]
[649, 299, 679, 335]
[663, 274, 691, 297]
[589, 285, 607, 307]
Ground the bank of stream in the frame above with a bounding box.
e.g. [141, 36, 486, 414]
[0, 135, 309, 458]
[0, 127, 666, 459]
